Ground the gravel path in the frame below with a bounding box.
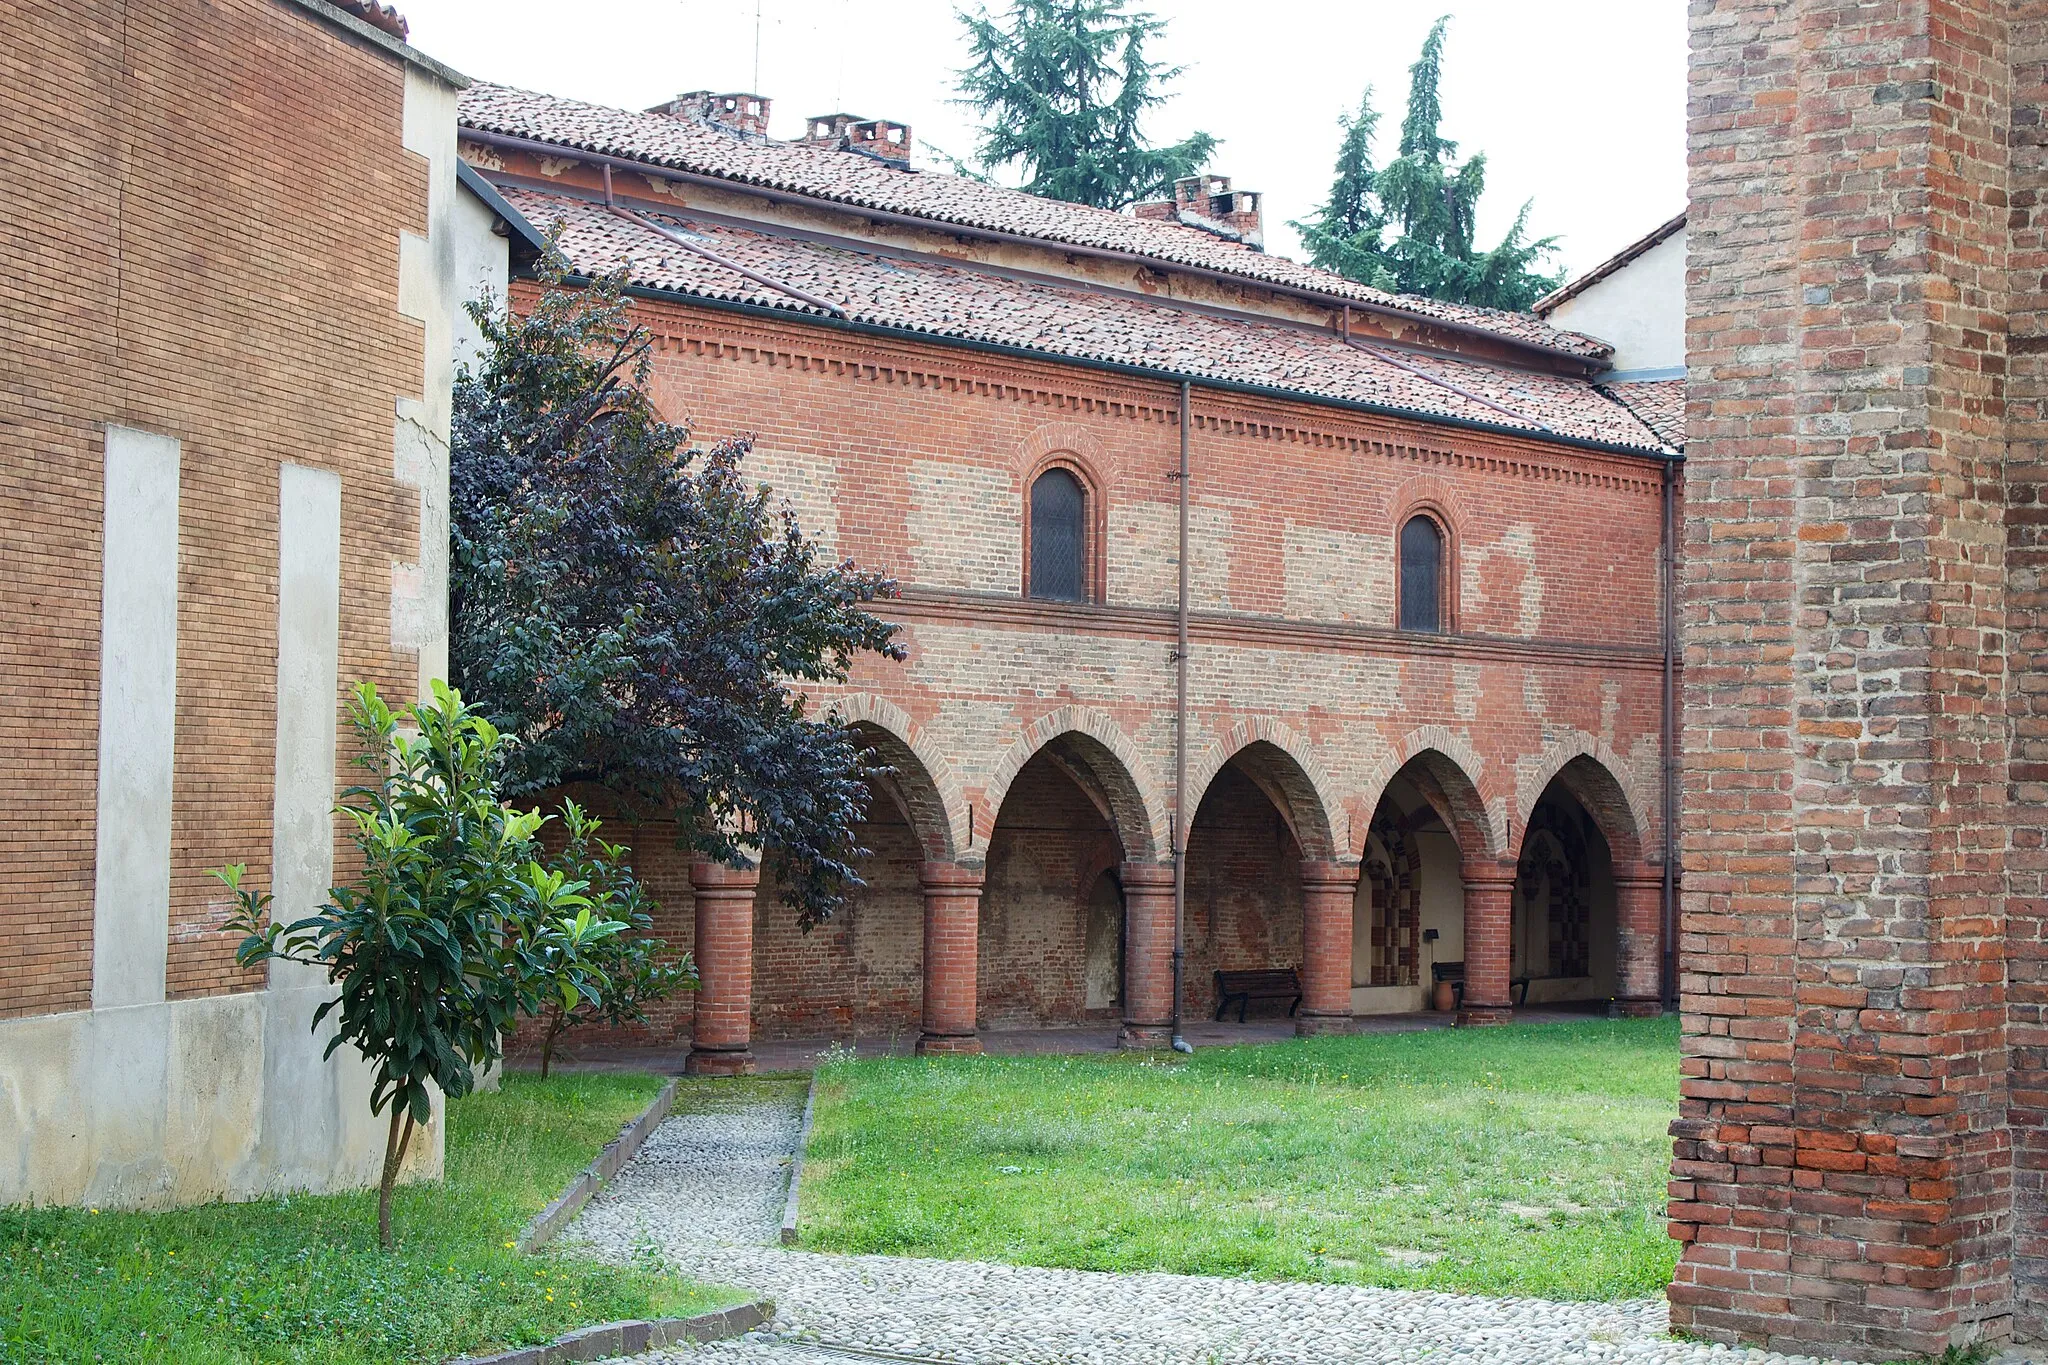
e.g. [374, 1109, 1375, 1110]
[565, 1083, 1875, 1365]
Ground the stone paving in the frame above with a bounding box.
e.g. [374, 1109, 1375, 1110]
[562, 1080, 1983, 1365]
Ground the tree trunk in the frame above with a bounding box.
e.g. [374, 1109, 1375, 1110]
[540, 1007, 563, 1079]
[376, 1104, 418, 1250]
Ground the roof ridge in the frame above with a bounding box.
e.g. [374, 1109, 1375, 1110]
[457, 81, 1614, 366]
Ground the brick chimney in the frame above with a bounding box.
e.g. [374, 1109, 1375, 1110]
[846, 118, 912, 165]
[800, 113, 864, 147]
[1133, 174, 1264, 250]
[647, 91, 773, 137]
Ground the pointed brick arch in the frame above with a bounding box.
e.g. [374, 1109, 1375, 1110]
[1356, 725, 1504, 862]
[826, 693, 971, 864]
[1184, 717, 1348, 861]
[980, 704, 1169, 860]
[1513, 734, 1652, 866]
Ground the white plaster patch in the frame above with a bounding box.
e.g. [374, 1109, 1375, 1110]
[1281, 523, 1395, 624]
[1111, 499, 1234, 610]
[272, 467, 342, 991]
[93, 425, 181, 1012]
[748, 446, 840, 556]
[1452, 664, 1481, 720]
[907, 462, 1020, 593]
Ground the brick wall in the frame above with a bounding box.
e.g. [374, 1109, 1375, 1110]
[1676, 0, 2017, 1354]
[1, 0, 429, 1016]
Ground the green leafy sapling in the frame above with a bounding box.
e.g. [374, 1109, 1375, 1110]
[216, 681, 554, 1249]
[517, 801, 696, 1079]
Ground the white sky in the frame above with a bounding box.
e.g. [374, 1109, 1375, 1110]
[400, 0, 1685, 281]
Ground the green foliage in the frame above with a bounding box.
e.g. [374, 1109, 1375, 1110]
[520, 802, 696, 1078]
[451, 262, 904, 926]
[1291, 16, 1563, 310]
[218, 681, 558, 1246]
[956, 0, 1215, 208]
[799, 1018, 1680, 1300]
[0, 1073, 744, 1364]
[216, 682, 687, 1247]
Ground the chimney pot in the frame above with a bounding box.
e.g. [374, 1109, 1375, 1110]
[846, 118, 913, 164]
[647, 91, 773, 137]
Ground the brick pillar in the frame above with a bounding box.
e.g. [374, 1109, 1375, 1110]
[1613, 872, 1662, 1018]
[1678, 0, 2014, 1354]
[685, 859, 757, 1076]
[1120, 861, 1175, 1049]
[918, 861, 983, 1055]
[1458, 865, 1514, 1027]
[1298, 861, 1361, 1035]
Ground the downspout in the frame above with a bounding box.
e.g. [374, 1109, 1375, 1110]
[1660, 460, 1677, 1012]
[1172, 380, 1193, 1055]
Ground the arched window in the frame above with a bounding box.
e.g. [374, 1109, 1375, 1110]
[1029, 467, 1088, 602]
[1398, 514, 1444, 632]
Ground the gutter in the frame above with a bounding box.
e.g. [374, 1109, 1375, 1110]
[458, 127, 1611, 372]
[533, 269, 1679, 464]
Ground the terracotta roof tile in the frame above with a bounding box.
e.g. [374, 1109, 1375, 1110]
[499, 184, 1671, 454]
[458, 82, 1612, 363]
[1600, 380, 1684, 448]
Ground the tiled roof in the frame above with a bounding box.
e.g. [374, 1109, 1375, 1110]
[495, 183, 1672, 454]
[457, 82, 1612, 364]
[1601, 380, 1684, 448]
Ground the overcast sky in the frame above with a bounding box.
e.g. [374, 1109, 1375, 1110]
[400, 0, 1685, 282]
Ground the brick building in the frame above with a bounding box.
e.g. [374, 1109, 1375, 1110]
[453, 85, 1684, 1072]
[0, 0, 488, 1206]
[1671, 0, 2048, 1357]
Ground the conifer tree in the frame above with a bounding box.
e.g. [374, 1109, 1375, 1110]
[1291, 17, 1562, 311]
[956, 0, 1216, 209]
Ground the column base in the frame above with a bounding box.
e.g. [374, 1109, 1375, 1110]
[1119, 1023, 1173, 1050]
[1456, 1006, 1513, 1027]
[1613, 997, 1663, 1019]
[1295, 1010, 1354, 1037]
[916, 1032, 983, 1056]
[684, 1047, 756, 1076]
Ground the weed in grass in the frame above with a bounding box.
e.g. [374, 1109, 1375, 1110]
[799, 1017, 1679, 1301]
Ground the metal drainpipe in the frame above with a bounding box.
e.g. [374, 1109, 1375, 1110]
[1171, 380, 1193, 1055]
[1660, 460, 1678, 1012]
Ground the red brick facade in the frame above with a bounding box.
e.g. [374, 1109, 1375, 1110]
[469, 90, 1682, 1089]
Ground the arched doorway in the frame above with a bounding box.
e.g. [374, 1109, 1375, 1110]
[1511, 754, 1656, 1014]
[981, 732, 1152, 1030]
[1354, 749, 1500, 1017]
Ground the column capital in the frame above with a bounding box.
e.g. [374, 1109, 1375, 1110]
[691, 859, 761, 891]
[1460, 860, 1519, 889]
[919, 860, 986, 892]
[1120, 860, 1176, 891]
[1300, 860, 1363, 893]
[1614, 869, 1667, 893]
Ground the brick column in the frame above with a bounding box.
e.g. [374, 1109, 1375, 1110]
[685, 859, 757, 1076]
[1298, 861, 1361, 1035]
[1613, 872, 1662, 1018]
[1458, 865, 1514, 1027]
[918, 861, 983, 1055]
[1119, 861, 1175, 1049]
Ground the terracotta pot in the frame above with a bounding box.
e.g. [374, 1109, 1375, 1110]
[1432, 979, 1456, 1012]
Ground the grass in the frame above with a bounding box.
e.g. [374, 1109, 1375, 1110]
[800, 1016, 1680, 1301]
[0, 1072, 748, 1364]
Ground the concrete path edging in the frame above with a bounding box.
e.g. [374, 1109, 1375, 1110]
[446, 1298, 774, 1364]
[519, 1077, 680, 1254]
[778, 1071, 818, 1246]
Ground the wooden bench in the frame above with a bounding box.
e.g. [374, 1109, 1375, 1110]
[1431, 961, 1534, 1008]
[1213, 967, 1302, 1023]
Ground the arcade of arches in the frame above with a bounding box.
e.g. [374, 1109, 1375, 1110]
[536, 732, 1667, 1073]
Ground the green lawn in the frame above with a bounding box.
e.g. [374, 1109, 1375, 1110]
[0, 1072, 745, 1364]
[799, 1016, 1680, 1301]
